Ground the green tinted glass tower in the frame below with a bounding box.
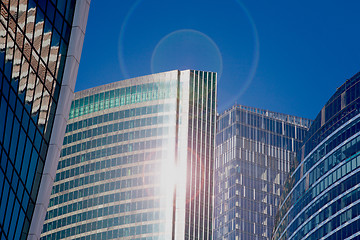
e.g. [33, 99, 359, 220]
[41, 70, 217, 240]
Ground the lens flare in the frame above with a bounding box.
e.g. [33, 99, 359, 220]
[220, 0, 260, 110]
[118, 0, 260, 110]
[151, 29, 223, 79]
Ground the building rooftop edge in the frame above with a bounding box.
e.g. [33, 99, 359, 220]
[219, 104, 313, 128]
[73, 70, 179, 99]
[74, 69, 217, 99]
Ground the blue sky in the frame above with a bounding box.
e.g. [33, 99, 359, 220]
[76, 0, 360, 120]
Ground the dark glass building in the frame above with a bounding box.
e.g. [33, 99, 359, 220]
[214, 105, 311, 240]
[273, 71, 360, 240]
[0, 0, 89, 239]
[40, 70, 217, 240]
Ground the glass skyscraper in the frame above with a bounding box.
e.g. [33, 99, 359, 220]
[0, 0, 89, 239]
[273, 71, 360, 240]
[40, 70, 216, 240]
[214, 105, 311, 240]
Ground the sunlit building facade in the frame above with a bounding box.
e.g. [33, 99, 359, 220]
[40, 70, 217, 240]
[0, 0, 89, 239]
[273, 71, 360, 240]
[214, 105, 311, 240]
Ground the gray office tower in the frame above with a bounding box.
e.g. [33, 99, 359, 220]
[0, 0, 89, 239]
[214, 105, 311, 240]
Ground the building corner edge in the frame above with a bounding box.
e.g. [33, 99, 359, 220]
[27, 1, 90, 239]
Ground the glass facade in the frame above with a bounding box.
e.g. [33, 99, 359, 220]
[273, 71, 360, 240]
[214, 105, 311, 240]
[0, 0, 89, 239]
[40, 70, 217, 240]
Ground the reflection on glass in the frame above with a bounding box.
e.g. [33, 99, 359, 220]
[0, 0, 67, 130]
[41, 70, 217, 240]
[273, 71, 360, 240]
[0, 0, 78, 239]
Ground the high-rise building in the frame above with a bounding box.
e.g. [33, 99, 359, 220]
[273, 71, 360, 240]
[0, 0, 89, 239]
[214, 105, 311, 240]
[40, 70, 217, 240]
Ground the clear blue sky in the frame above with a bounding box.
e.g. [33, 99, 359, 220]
[76, 0, 360, 120]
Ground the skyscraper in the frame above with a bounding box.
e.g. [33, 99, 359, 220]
[0, 0, 89, 239]
[214, 105, 311, 240]
[273, 71, 360, 240]
[40, 70, 216, 240]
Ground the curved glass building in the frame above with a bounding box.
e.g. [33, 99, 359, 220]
[214, 105, 311, 240]
[273, 71, 360, 240]
[0, 0, 89, 239]
[40, 70, 217, 240]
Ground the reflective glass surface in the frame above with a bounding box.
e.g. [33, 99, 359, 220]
[0, 0, 76, 239]
[214, 105, 310, 240]
[41, 70, 217, 240]
[273, 71, 360, 240]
